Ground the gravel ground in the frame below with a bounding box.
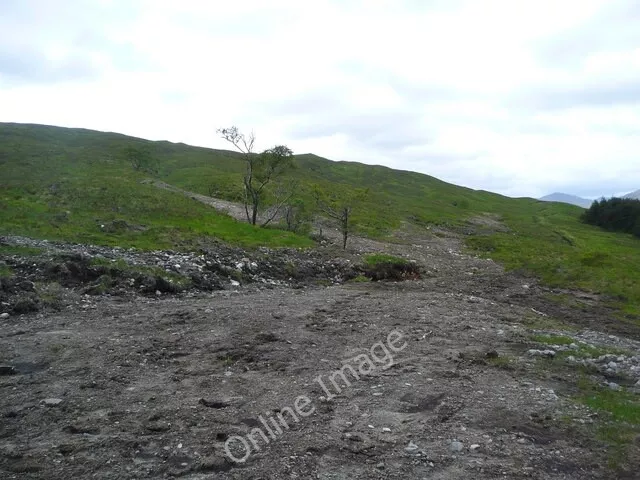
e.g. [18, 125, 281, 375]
[1, 227, 639, 479]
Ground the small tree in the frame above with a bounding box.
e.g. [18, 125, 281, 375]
[313, 186, 368, 249]
[282, 198, 312, 233]
[123, 145, 154, 172]
[217, 127, 295, 225]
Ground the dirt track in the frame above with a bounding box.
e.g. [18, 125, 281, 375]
[1, 229, 639, 479]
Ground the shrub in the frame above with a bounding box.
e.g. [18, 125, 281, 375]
[362, 254, 420, 281]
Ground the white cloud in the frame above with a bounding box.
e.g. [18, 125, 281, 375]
[1, 0, 639, 198]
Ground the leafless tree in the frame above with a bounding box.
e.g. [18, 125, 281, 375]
[314, 187, 368, 249]
[261, 179, 299, 227]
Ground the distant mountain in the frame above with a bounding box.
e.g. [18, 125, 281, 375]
[623, 189, 640, 200]
[539, 193, 593, 208]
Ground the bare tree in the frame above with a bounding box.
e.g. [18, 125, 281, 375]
[314, 187, 368, 249]
[261, 178, 299, 227]
[217, 127, 294, 225]
[282, 198, 311, 233]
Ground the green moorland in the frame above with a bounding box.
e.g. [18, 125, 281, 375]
[1, 122, 639, 316]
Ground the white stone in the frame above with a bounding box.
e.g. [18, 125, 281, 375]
[450, 441, 464, 452]
[528, 349, 556, 357]
[230, 280, 240, 287]
[0, 313, 9, 319]
[470, 444, 481, 451]
[405, 441, 419, 453]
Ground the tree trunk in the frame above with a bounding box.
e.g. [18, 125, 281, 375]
[244, 201, 252, 224]
[251, 199, 259, 225]
[341, 210, 349, 249]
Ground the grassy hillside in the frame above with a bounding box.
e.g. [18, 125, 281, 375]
[1, 122, 639, 317]
[0, 123, 311, 249]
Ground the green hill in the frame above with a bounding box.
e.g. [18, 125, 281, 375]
[1, 122, 639, 317]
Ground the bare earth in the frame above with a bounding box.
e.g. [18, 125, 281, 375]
[1, 226, 639, 479]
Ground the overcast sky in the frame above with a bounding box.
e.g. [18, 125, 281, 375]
[1, 0, 639, 198]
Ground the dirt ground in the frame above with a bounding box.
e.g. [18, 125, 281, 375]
[1, 226, 639, 479]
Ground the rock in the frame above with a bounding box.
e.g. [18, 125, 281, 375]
[607, 361, 618, 370]
[230, 280, 240, 287]
[450, 441, 464, 452]
[42, 398, 63, 406]
[528, 349, 556, 357]
[63, 424, 100, 434]
[199, 398, 230, 409]
[376, 462, 385, 469]
[0, 365, 16, 376]
[197, 454, 232, 473]
[382, 427, 391, 432]
[405, 441, 420, 453]
[607, 382, 620, 391]
[0, 312, 9, 319]
[145, 420, 170, 432]
[0, 444, 22, 459]
[470, 444, 481, 451]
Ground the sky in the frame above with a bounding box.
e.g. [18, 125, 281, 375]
[1, 0, 639, 199]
